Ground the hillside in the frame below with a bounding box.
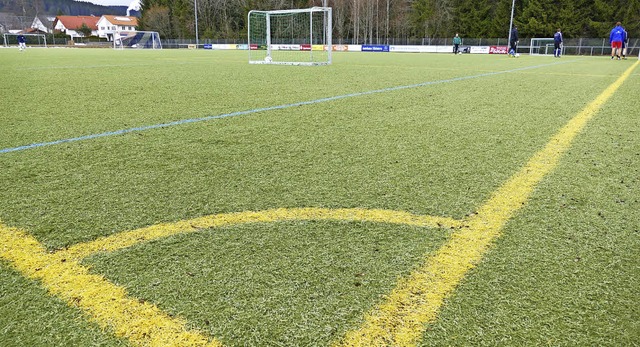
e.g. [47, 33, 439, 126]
[0, 0, 138, 17]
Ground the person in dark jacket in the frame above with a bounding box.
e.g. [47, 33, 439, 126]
[553, 28, 563, 58]
[509, 26, 519, 57]
[621, 26, 628, 59]
[17, 34, 26, 51]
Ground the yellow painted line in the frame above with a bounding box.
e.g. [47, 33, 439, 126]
[0, 224, 223, 347]
[0, 207, 458, 347]
[335, 60, 639, 347]
[60, 207, 461, 261]
[1, 61, 635, 347]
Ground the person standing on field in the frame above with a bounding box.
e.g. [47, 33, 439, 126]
[17, 34, 26, 51]
[453, 33, 462, 54]
[509, 26, 519, 57]
[621, 26, 628, 59]
[609, 22, 625, 60]
[553, 28, 563, 58]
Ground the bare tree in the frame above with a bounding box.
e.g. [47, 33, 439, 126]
[332, 0, 349, 44]
[385, 0, 390, 44]
[351, 0, 359, 43]
[143, 5, 172, 38]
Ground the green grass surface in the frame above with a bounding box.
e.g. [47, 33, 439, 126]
[1, 48, 638, 346]
[87, 221, 450, 346]
[421, 66, 640, 346]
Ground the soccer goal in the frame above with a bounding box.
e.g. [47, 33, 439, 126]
[114, 31, 162, 49]
[529, 38, 558, 56]
[248, 7, 332, 65]
[3, 33, 47, 48]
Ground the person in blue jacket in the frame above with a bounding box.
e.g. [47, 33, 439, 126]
[553, 28, 563, 58]
[17, 34, 26, 51]
[609, 22, 625, 60]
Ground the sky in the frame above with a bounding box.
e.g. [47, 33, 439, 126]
[77, 0, 140, 7]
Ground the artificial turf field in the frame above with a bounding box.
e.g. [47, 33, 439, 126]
[0, 48, 638, 346]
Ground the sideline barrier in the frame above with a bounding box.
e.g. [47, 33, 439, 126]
[199, 43, 518, 54]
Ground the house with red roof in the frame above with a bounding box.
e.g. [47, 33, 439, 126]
[53, 16, 99, 39]
[97, 15, 138, 41]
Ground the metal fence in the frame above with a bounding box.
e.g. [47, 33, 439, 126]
[27, 36, 635, 56]
[518, 38, 638, 56]
[155, 37, 636, 56]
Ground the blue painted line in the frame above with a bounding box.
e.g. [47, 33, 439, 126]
[1, 60, 571, 155]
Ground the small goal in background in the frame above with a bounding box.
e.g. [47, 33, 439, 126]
[114, 31, 162, 49]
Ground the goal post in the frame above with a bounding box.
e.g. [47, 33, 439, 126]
[3, 33, 47, 48]
[113, 31, 162, 49]
[529, 38, 557, 56]
[248, 7, 332, 65]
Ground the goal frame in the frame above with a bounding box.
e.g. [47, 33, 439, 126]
[529, 38, 559, 56]
[3, 33, 47, 48]
[248, 6, 332, 66]
[113, 31, 162, 50]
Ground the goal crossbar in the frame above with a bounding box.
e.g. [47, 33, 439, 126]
[250, 6, 329, 15]
[248, 6, 332, 66]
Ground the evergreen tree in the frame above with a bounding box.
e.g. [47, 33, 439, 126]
[455, 0, 492, 37]
[488, 0, 513, 38]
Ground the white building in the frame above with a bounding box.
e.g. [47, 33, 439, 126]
[54, 16, 99, 39]
[31, 15, 55, 33]
[97, 15, 138, 41]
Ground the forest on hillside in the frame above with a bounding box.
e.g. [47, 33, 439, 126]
[138, 0, 639, 41]
[0, 0, 128, 17]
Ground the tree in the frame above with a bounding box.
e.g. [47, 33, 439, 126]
[455, 0, 492, 38]
[521, 0, 560, 37]
[486, 0, 513, 38]
[140, 5, 172, 38]
[77, 23, 92, 37]
[411, 0, 435, 38]
[133, 0, 639, 42]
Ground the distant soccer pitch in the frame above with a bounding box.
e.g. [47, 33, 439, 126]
[1, 48, 638, 347]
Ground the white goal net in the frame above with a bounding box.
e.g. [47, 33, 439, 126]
[529, 38, 558, 55]
[114, 31, 162, 49]
[248, 7, 332, 65]
[3, 33, 47, 48]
